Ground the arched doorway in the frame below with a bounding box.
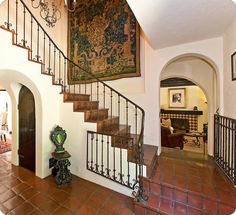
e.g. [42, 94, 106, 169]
[159, 55, 218, 156]
[18, 85, 36, 172]
[160, 77, 208, 155]
[0, 89, 12, 153]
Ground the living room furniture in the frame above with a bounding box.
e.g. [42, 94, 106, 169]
[51, 151, 72, 185]
[203, 123, 208, 142]
[0, 112, 8, 142]
[184, 132, 206, 154]
[161, 126, 185, 149]
[50, 126, 72, 185]
[0, 131, 6, 142]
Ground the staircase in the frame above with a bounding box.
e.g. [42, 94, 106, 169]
[0, 0, 158, 201]
[63, 90, 158, 191]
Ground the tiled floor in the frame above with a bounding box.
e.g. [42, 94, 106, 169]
[136, 147, 236, 215]
[2, 147, 236, 215]
[0, 152, 135, 215]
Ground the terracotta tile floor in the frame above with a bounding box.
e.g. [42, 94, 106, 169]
[140, 147, 236, 214]
[0, 152, 135, 215]
[158, 147, 236, 197]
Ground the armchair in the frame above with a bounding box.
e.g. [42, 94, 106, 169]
[161, 126, 184, 150]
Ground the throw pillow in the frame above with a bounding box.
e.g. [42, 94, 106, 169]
[162, 118, 171, 127]
[169, 126, 174, 134]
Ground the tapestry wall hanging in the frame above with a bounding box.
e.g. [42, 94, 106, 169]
[68, 0, 140, 83]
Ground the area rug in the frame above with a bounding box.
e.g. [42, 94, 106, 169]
[0, 141, 11, 154]
[183, 136, 207, 154]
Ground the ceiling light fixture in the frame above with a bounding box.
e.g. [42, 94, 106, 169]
[31, 0, 77, 27]
[231, 0, 236, 4]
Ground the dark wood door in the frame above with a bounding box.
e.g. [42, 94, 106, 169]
[18, 86, 35, 172]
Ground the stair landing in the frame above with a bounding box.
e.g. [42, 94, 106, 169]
[135, 147, 236, 215]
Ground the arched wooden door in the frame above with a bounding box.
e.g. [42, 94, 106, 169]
[18, 86, 36, 172]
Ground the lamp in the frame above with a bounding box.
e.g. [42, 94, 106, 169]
[31, 0, 76, 27]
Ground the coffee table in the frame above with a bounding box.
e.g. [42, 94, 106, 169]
[184, 132, 206, 154]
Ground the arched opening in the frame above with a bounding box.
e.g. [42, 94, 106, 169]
[0, 89, 12, 154]
[0, 69, 43, 177]
[160, 77, 208, 155]
[159, 54, 219, 156]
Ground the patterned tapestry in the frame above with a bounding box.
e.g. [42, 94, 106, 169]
[68, 0, 140, 83]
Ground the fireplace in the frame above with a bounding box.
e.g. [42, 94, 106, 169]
[160, 109, 203, 131]
[171, 118, 190, 132]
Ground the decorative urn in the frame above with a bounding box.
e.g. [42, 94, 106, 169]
[50, 125, 67, 153]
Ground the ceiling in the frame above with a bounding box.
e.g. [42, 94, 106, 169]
[160, 78, 196, 88]
[127, 0, 236, 49]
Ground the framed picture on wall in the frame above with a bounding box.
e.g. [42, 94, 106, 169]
[231, 51, 236, 81]
[168, 88, 186, 108]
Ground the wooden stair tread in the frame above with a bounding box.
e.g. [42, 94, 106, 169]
[143, 145, 158, 166]
[101, 124, 130, 136]
[64, 92, 89, 96]
[74, 101, 99, 109]
[76, 108, 109, 113]
[74, 100, 98, 103]
[86, 116, 118, 123]
[64, 92, 90, 102]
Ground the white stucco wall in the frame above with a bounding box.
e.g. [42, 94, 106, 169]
[160, 59, 215, 154]
[223, 18, 236, 118]
[110, 37, 223, 156]
[0, 28, 61, 178]
[0, 0, 67, 53]
[0, 0, 229, 194]
[0, 27, 141, 196]
[59, 99, 139, 196]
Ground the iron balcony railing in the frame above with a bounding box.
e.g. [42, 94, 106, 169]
[214, 114, 236, 184]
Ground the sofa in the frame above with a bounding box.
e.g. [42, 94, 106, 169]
[161, 126, 185, 150]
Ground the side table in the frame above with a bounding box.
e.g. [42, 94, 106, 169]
[51, 151, 72, 185]
[184, 132, 206, 154]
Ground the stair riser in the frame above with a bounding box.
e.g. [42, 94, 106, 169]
[64, 94, 90, 102]
[134, 195, 236, 215]
[146, 155, 158, 179]
[128, 144, 139, 163]
[138, 180, 236, 215]
[143, 178, 161, 195]
[118, 126, 131, 137]
[74, 101, 99, 111]
[84, 109, 109, 121]
[111, 137, 129, 149]
[111, 127, 131, 149]
[97, 117, 119, 133]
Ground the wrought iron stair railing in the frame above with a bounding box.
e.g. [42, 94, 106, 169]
[0, 0, 146, 200]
